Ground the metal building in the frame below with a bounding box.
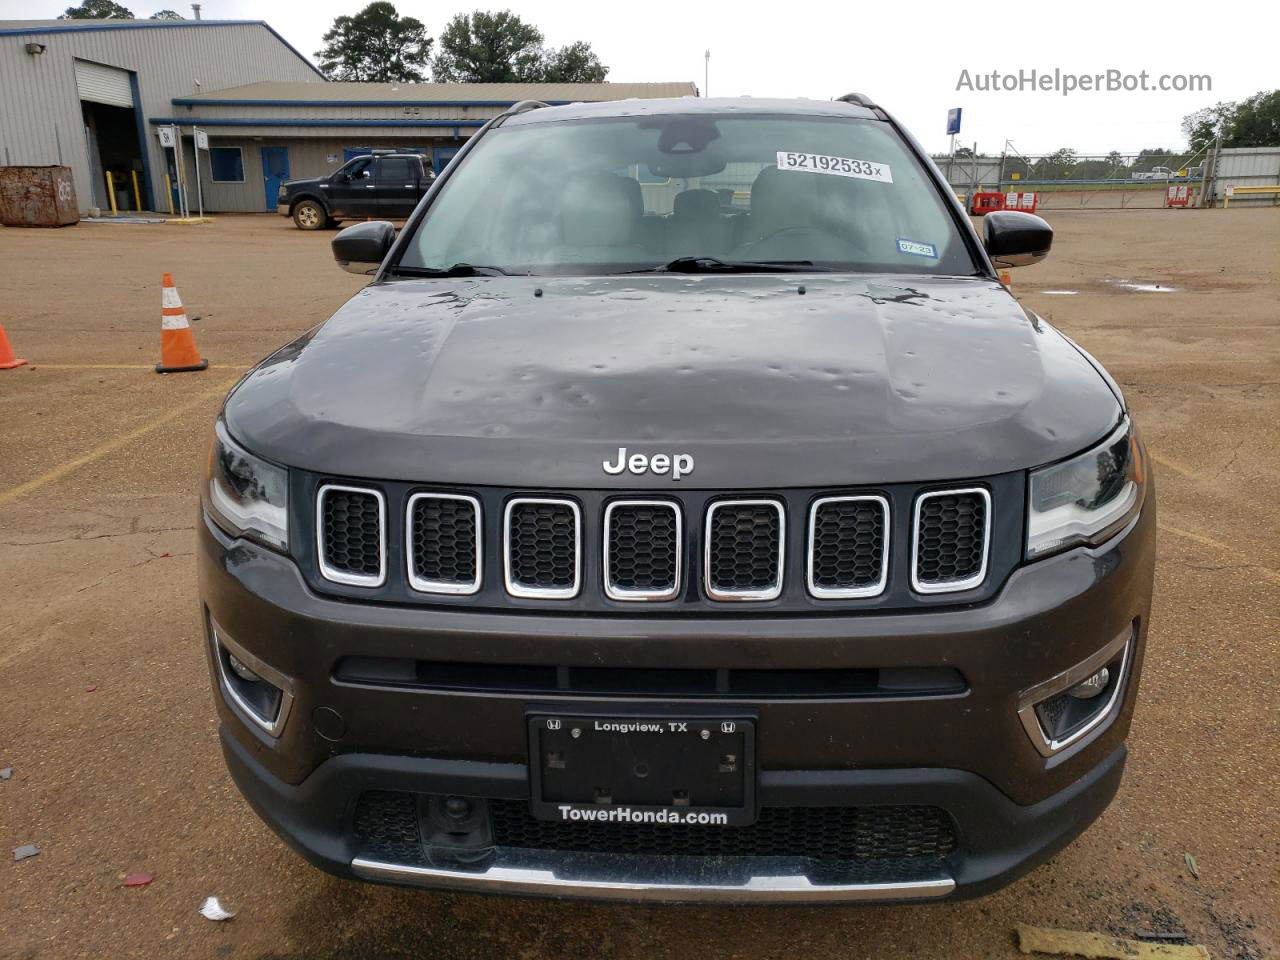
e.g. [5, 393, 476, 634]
[1, 18, 696, 216]
[163, 81, 698, 213]
[0, 18, 321, 213]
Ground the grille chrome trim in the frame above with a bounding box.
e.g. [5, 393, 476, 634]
[405, 492, 482, 596]
[316, 483, 387, 588]
[806, 495, 890, 599]
[704, 499, 785, 602]
[910, 487, 991, 595]
[503, 497, 582, 600]
[603, 499, 683, 602]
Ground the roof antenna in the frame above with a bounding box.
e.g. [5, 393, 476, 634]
[191, 3, 202, 19]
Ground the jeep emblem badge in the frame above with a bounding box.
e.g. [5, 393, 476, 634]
[602, 446, 694, 481]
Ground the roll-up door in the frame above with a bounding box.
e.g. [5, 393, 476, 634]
[75, 60, 133, 108]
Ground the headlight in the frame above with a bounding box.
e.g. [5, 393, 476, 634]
[1027, 417, 1145, 559]
[204, 418, 288, 550]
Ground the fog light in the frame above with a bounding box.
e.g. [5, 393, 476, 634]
[227, 653, 261, 684]
[210, 618, 294, 738]
[1016, 627, 1133, 758]
[1068, 666, 1109, 699]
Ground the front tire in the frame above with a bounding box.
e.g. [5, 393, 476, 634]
[292, 200, 325, 231]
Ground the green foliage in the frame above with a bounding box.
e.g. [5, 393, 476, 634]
[1183, 91, 1280, 151]
[433, 10, 608, 83]
[535, 40, 608, 83]
[60, 0, 134, 18]
[1224, 90, 1280, 148]
[149, 9, 182, 18]
[316, 2, 432, 82]
[433, 10, 544, 82]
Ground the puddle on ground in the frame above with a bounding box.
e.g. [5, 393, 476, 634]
[1104, 279, 1179, 293]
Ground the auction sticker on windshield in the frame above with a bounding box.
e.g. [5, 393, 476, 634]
[777, 151, 893, 183]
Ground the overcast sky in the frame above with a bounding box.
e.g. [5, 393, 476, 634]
[11, 0, 1277, 155]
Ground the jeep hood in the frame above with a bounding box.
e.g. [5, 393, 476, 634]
[224, 275, 1122, 488]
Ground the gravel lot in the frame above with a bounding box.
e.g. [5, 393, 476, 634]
[1, 209, 1276, 959]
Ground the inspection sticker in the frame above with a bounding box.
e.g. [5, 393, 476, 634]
[776, 151, 893, 183]
[896, 238, 938, 258]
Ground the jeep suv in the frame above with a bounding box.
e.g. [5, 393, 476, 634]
[200, 95, 1154, 903]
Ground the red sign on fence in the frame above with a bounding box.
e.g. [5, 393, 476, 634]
[1166, 184, 1192, 208]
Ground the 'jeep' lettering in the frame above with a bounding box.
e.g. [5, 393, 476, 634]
[602, 447, 694, 481]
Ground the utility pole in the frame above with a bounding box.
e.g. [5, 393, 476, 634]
[704, 50, 710, 97]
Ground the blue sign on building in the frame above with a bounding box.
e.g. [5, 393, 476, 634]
[946, 107, 962, 136]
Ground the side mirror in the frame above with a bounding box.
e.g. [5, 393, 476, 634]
[984, 211, 1052, 268]
[332, 221, 395, 276]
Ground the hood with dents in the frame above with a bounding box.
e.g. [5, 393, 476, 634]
[224, 274, 1121, 488]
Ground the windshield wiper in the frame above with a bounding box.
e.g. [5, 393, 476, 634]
[622, 256, 829, 275]
[390, 263, 517, 278]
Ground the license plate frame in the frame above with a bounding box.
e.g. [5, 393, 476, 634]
[527, 712, 757, 827]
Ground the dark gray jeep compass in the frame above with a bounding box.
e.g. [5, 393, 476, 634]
[199, 95, 1154, 903]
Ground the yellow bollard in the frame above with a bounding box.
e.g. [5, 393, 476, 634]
[163, 174, 175, 215]
[131, 170, 141, 212]
[106, 171, 118, 215]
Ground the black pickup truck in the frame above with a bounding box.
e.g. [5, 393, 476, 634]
[277, 152, 434, 230]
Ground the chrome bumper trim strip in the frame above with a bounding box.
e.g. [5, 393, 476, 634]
[351, 856, 955, 903]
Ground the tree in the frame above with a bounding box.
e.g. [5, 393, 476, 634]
[315, 2, 432, 83]
[60, 0, 134, 17]
[952, 145, 976, 160]
[1182, 91, 1280, 152]
[534, 40, 608, 83]
[432, 10, 543, 82]
[149, 9, 183, 18]
[1047, 147, 1078, 167]
[1223, 90, 1280, 148]
[433, 10, 608, 83]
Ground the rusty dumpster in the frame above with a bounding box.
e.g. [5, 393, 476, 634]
[0, 165, 79, 227]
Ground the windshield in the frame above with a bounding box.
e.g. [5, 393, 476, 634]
[398, 113, 978, 277]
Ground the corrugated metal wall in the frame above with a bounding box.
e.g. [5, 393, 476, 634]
[0, 23, 320, 212]
[1212, 147, 1280, 203]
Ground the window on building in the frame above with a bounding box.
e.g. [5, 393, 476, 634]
[209, 147, 244, 183]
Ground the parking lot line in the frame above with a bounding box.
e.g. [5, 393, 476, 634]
[0, 379, 236, 506]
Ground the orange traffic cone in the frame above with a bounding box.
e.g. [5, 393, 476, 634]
[155, 273, 207, 374]
[0, 322, 27, 370]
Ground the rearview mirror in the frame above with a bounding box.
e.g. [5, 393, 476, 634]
[332, 221, 395, 276]
[983, 211, 1052, 268]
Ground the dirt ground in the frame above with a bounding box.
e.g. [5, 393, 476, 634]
[1, 209, 1277, 959]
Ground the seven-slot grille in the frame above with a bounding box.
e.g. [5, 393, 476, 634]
[807, 496, 889, 598]
[604, 500, 682, 601]
[407, 493, 481, 595]
[316, 485, 386, 587]
[704, 500, 785, 601]
[504, 498, 582, 599]
[912, 488, 991, 594]
[315, 486, 994, 601]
